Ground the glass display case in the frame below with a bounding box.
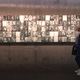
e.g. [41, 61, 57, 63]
[0, 14, 79, 43]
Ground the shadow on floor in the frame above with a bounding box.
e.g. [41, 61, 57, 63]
[0, 65, 80, 80]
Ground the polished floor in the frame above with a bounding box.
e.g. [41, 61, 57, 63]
[0, 65, 80, 80]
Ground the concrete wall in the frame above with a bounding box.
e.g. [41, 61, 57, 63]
[0, 45, 76, 70]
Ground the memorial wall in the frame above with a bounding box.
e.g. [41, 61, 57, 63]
[0, 5, 79, 69]
[0, 14, 78, 43]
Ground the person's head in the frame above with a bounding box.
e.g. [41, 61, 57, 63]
[75, 27, 80, 37]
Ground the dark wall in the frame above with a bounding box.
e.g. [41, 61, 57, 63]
[0, 45, 76, 70]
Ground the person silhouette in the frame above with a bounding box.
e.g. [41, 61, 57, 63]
[73, 28, 80, 76]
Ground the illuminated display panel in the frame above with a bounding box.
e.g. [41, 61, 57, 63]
[0, 15, 79, 43]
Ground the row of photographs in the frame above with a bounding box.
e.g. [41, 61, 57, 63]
[0, 36, 76, 42]
[0, 15, 79, 42]
[0, 15, 80, 21]
[0, 31, 76, 42]
[0, 20, 78, 31]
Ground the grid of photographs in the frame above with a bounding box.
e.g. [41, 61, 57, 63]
[0, 15, 79, 42]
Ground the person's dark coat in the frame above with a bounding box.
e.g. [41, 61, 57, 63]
[75, 34, 80, 67]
